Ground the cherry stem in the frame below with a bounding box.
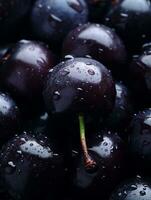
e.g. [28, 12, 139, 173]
[79, 114, 96, 171]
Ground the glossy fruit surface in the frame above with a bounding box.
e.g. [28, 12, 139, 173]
[0, 132, 65, 200]
[110, 176, 151, 200]
[71, 130, 127, 199]
[0, 92, 20, 144]
[104, 0, 151, 52]
[129, 45, 151, 108]
[31, 0, 88, 45]
[0, 40, 56, 116]
[43, 57, 116, 115]
[62, 23, 127, 77]
[104, 82, 133, 132]
[128, 109, 151, 174]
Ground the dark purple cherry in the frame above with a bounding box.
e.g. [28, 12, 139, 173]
[71, 130, 127, 200]
[110, 176, 151, 200]
[104, 0, 151, 53]
[43, 57, 116, 115]
[86, 0, 111, 22]
[0, 40, 56, 117]
[62, 23, 127, 78]
[0, 92, 20, 144]
[104, 82, 133, 133]
[43, 57, 115, 172]
[129, 44, 151, 108]
[128, 108, 151, 174]
[31, 0, 88, 45]
[0, 132, 66, 200]
[0, 0, 31, 42]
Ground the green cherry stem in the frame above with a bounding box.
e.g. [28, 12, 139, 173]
[79, 113, 96, 171]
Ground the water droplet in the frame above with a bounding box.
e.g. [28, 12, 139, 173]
[140, 190, 146, 196]
[88, 69, 95, 75]
[99, 48, 104, 53]
[64, 55, 74, 60]
[95, 24, 100, 27]
[77, 87, 83, 91]
[131, 184, 137, 190]
[17, 150, 22, 154]
[37, 3, 43, 8]
[8, 161, 16, 168]
[49, 68, 54, 73]
[85, 55, 92, 58]
[53, 91, 61, 100]
[105, 17, 110, 22]
[103, 142, 108, 146]
[61, 69, 70, 76]
[49, 14, 62, 23]
[67, 0, 83, 13]
[142, 34, 146, 38]
[40, 112, 48, 120]
[118, 192, 122, 196]
[120, 13, 128, 17]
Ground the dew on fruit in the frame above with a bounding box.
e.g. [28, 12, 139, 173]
[67, 0, 83, 13]
[88, 69, 95, 75]
[53, 91, 61, 100]
[20, 140, 52, 158]
[64, 55, 74, 60]
[140, 190, 146, 196]
[49, 14, 62, 23]
[8, 161, 16, 168]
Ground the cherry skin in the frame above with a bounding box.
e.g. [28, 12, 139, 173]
[62, 23, 127, 78]
[128, 108, 151, 174]
[71, 130, 127, 200]
[0, 92, 20, 144]
[43, 57, 116, 116]
[129, 44, 151, 108]
[104, 0, 151, 53]
[31, 0, 88, 46]
[103, 82, 133, 133]
[0, 132, 66, 200]
[0, 40, 56, 117]
[0, 0, 31, 42]
[109, 176, 151, 200]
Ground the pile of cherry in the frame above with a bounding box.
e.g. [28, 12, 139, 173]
[0, 0, 151, 200]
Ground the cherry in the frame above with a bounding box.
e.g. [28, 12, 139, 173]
[0, 40, 56, 117]
[104, 0, 151, 53]
[109, 176, 151, 200]
[43, 57, 115, 173]
[128, 108, 151, 174]
[31, 0, 88, 46]
[0, 132, 66, 200]
[62, 23, 127, 78]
